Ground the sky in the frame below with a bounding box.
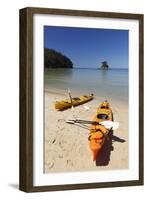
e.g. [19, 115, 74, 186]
[44, 26, 128, 69]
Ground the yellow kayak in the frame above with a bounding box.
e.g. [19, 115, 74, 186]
[55, 94, 94, 111]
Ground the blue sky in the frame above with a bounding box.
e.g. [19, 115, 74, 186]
[44, 26, 128, 68]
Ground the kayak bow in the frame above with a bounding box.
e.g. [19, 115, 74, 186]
[89, 100, 113, 161]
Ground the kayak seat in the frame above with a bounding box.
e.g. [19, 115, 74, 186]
[97, 114, 109, 120]
[72, 97, 80, 101]
[100, 106, 109, 109]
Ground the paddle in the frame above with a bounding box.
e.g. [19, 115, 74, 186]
[68, 88, 74, 110]
[67, 119, 98, 125]
[66, 120, 91, 130]
[66, 119, 119, 130]
[99, 121, 119, 130]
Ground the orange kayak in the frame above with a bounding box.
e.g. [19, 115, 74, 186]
[88, 100, 113, 161]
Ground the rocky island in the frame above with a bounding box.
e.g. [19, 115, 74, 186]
[100, 61, 109, 70]
[44, 48, 73, 68]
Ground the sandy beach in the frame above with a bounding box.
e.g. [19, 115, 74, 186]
[44, 90, 128, 173]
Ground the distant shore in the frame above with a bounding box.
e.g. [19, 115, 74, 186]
[44, 90, 128, 173]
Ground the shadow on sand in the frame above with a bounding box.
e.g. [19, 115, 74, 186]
[96, 129, 126, 166]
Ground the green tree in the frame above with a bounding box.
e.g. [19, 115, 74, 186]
[44, 48, 73, 68]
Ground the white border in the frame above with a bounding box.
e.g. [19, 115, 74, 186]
[33, 14, 139, 186]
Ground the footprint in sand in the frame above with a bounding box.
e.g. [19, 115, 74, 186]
[46, 158, 54, 169]
[66, 159, 74, 168]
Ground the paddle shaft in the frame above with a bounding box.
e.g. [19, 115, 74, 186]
[70, 119, 99, 125]
[68, 89, 73, 105]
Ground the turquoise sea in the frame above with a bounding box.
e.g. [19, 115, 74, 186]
[44, 68, 128, 103]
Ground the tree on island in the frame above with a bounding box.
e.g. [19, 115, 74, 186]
[44, 48, 73, 68]
[100, 61, 109, 69]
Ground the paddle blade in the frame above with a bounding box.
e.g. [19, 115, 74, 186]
[99, 121, 119, 130]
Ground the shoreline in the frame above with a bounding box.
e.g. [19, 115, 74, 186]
[44, 88, 128, 105]
[44, 90, 128, 173]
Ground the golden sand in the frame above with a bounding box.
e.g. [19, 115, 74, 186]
[44, 91, 128, 173]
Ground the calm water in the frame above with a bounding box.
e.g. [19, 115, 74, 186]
[44, 68, 128, 103]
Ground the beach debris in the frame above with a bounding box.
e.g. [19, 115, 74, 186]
[83, 105, 90, 111]
[52, 139, 56, 144]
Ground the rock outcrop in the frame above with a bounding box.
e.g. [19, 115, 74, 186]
[44, 48, 73, 68]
